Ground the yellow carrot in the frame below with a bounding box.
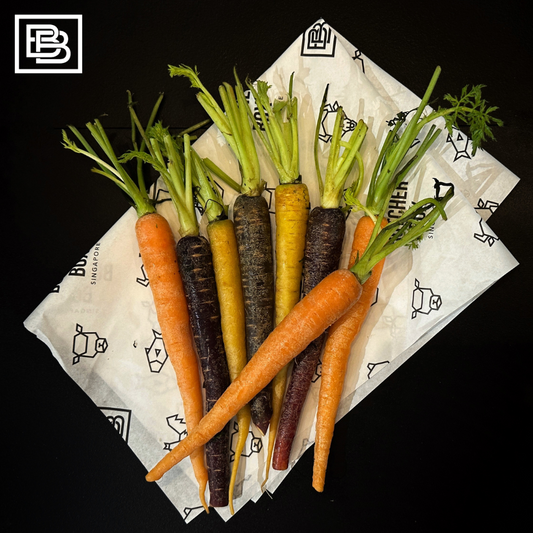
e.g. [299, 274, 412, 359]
[207, 217, 251, 515]
[263, 182, 309, 489]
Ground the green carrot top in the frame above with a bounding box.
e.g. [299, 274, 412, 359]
[314, 85, 368, 209]
[351, 180, 455, 285]
[121, 105, 223, 237]
[61, 92, 164, 218]
[169, 64, 264, 198]
[345, 65, 503, 218]
[245, 73, 300, 185]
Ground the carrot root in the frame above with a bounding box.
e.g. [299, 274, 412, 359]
[271, 206, 345, 469]
[207, 218, 250, 513]
[176, 234, 231, 508]
[263, 183, 310, 486]
[312, 216, 387, 492]
[233, 194, 275, 435]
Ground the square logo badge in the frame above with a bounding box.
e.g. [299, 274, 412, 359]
[15, 14, 82, 73]
[301, 21, 337, 58]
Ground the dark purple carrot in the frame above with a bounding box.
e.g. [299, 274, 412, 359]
[272, 94, 368, 470]
[171, 65, 275, 435]
[176, 235, 231, 507]
[272, 207, 345, 469]
[233, 194, 275, 434]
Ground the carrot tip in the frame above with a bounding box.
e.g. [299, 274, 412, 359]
[145, 470, 160, 482]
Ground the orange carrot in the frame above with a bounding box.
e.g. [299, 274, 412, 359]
[62, 109, 209, 512]
[312, 215, 387, 492]
[146, 269, 363, 482]
[136, 213, 208, 503]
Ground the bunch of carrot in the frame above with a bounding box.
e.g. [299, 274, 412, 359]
[63, 62, 503, 514]
[142, 64, 502, 498]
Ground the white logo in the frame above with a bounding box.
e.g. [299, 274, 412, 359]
[26, 24, 71, 64]
[15, 15, 82, 73]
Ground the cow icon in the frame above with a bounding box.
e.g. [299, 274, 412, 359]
[72, 323, 108, 365]
[411, 278, 442, 319]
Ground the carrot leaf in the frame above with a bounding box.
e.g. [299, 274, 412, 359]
[122, 113, 200, 237]
[62, 120, 156, 218]
[365, 66, 502, 216]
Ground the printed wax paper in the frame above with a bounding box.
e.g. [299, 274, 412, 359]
[24, 19, 519, 523]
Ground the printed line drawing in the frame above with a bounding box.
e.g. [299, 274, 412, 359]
[163, 413, 188, 451]
[145, 329, 168, 373]
[312, 358, 322, 383]
[411, 278, 442, 319]
[474, 217, 500, 247]
[318, 100, 357, 143]
[352, 48, 365, 72]
[72, 323, 108, 365]
[100, 407, 131, 443]
[446, 126, 471, 162]
[183, 505, 206, 520]
[367, 360, 389, 379]
[263, 185, 275, 215]
[301, 21, 337, 57]
[475, 198, 499, 216]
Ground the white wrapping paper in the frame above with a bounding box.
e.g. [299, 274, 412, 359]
[24, 19, 519, 523]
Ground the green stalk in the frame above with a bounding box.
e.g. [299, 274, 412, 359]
[351, 182, 455, 284]
[122, 111, 200, 237]
[170, 65, 263, 197]
[191, 151, 227, 223]
[313, 91, 368, 209]
[202, 157, 242, 193]
[313, 85, 329, 199]
[245, 73, 300, 185]
[62, 115, 156, 218]
[365, 65, 503, 215]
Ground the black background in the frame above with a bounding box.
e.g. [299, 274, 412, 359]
[5, 1, 532, 531]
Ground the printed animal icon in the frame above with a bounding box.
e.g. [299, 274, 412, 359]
[318, 101, 357, 143]
[411, 278, 442, 319]
[145, 329, 168, 373]
[72, 323, 108, 365]
[446, 126, 471, 162]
